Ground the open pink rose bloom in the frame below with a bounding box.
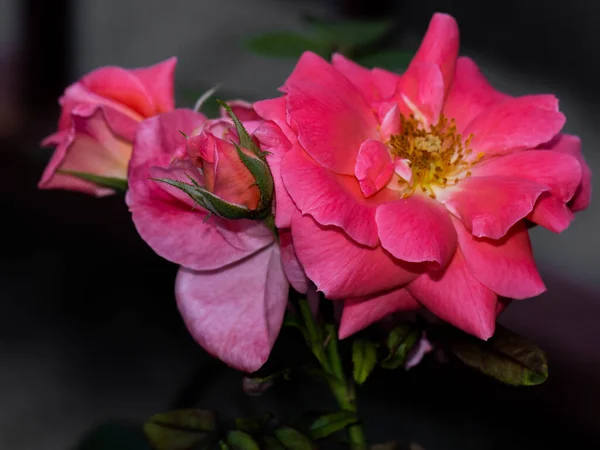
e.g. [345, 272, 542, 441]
[254, 13, 591, 343]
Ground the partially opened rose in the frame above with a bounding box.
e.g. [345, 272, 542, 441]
[39, 58, 176, 196]
[255, 13, 591, 341]
[126, 106, 301, 372]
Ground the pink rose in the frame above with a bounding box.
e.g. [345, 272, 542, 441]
[126, 106, 301, 372]
[254, 13, 591, 341]
[39, 58, 176, 196]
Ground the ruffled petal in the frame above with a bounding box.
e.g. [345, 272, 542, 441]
[131, 57, 177, 113]
[454, 218, 546, 299]
[279, 230, 308, 294]
[376, 195, 457, 267]
[408, 248, 497, 340]
[440, 175, 549, 239]
[339, 288, 419, 339]
[176, 244, 289, 373]
[291, 213, 420, 299]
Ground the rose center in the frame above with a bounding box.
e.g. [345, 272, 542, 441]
[388, 114, 480, 198]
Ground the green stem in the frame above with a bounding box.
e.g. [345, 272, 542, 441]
[297, 299, 367, 450]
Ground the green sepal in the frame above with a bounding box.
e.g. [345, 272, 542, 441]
[380, 325, 420, 370]
[448, 324, 549, 386]
[57, 170, 128, 192]
[352, 338, 378, 385]
[309, 411, 359, 440]
[143, 409, 217, 450]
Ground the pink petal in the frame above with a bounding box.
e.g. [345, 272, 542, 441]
[282, 148, 395, 247]
[254, 96, 297, 144]
[176, 244, 289, 373]
[442, 57, 510, 133]
[453, 217, 546, 299]
[279, 230, 308, 294]
[331, 53, 381, 104]
[408, 248, 497, 340]
[131, 57, 177, 113]
[126, 109, 272, 270]
[376, 195, 457, 267]
[471, 150, 582, 202]
[58, 84, 142, 140]
[355, 139, 395, 198]
[283, 52, 378, 175]
[496, 298, 511, 316]
[465, 95, 566, 158]
[372, 68, 401, 99]
[441, 175, 549, 239]
[379, 103, 401, 142]
[527, 192, 574, 233]
[291, 212, 420, 300]
[252, 120, 297, 229]
[409, 13, 459, 97]
[219, 99, 262, 121]
[542, 134, 591, 212]
[397, 62, 444, 126]
[80, 66, 156, 117]
[39, 106, 131, 196]
[339, 288, 420, 339]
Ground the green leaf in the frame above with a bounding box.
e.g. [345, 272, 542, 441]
[309, 411, 359, 440]
[144, 409, 217, 450]
[310, 19, 393, 48]
[355, 50, 413, 71]
[273, 427, 315, 450]
[57, 170, 128, 192]
[448, 324, 548, 386]
[226, 430, 260, 450]
[234, 413, 273, 432]
[381, 325, 420, 370]
[352, 338, 378, 385]
[244, 32, 330, 58]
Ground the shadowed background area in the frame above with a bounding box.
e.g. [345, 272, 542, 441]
[1, 0, 598, 449]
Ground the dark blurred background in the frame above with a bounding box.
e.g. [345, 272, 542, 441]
[1, 0, 599, 449]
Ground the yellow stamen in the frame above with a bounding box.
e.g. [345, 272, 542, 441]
[388, 114, 480, 198]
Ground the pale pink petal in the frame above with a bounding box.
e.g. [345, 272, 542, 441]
[279, 230, 308, 294]
[527, 192, 575, 233]
[442, 57, 509, 133]
[542, 134, 592, 212]
[397, 62, 444, 126]
[441, 175, 549, 239]
[80, 66, 156, 117]
[465, 95, 566, 158]
[394, 158, 413, 184]
[282, 148, 396, 247]
[219, 99, 262, 121]
[39, 107, 131, 196]
[176, 244, 289, 373]
[126, 109, 272, 270]
[408, 248, 497, 340]
[405, 333, 434, 370]
[379, 103, 401, 142]
[332, 53, 381, 103]
[291, 212, 420, 300]
[131, 57, 177, 113]
[355, 139, 395, 198]
[376, 195, 457, 267]
[409, 13, 459, 97]
[453, 217, 546, 299]
[253, 120, 296, 228]
[283, 52, 378, 175]
[339, 288, 419, 339]
[471, 150, 582, 203]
